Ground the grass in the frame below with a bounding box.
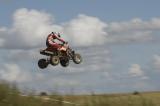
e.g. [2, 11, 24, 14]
[58, 92, 160, 106]
[0, 82, 160, 106]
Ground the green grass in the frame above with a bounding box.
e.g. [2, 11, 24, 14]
[58, 92, 160, 106]
[0, 82, 160, 106]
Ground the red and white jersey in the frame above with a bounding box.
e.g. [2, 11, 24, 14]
[46, 33, 65, 45]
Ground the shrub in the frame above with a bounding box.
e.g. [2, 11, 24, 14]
[133, 91, 140, 95]
[40, 92, 48, 96]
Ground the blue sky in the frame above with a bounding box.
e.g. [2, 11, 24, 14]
[0, 0, 160, 94]
[1, 0, 160, 25]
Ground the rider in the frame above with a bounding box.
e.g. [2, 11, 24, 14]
[46, 32, 66, 51]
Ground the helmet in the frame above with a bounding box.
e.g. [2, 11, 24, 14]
[51, 32, 56, 34]
[51, 32, 61, 37]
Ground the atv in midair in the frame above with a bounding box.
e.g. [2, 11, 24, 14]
[38, 42, 82, 69]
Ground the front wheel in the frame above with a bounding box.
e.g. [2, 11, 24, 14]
[38, 59, 48, 69]
[60, 58, 69, 67]
[73, 53, 82, 64]
[50, 56, 60, 66]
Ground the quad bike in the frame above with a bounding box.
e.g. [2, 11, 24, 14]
[38, 42, 82, 69]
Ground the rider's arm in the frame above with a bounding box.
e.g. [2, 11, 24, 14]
[55, 35, 65, 43]
[48, 35, 55, 44]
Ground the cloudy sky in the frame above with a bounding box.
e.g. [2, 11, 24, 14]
[0, 0, 160, 94]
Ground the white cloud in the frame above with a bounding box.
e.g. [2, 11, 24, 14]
[1, 8, 160, 49]
[129, 64, 144, 77]
[63, 14, 108, 46]
[0, 39, 5, 47]
[107, 18, 160, 32]
[6, 49, 41, 62]
[0, 27, 7, 47]
[0, 8, 63, 49]
[106, 31, 152, 43]
[150, 18, 160, 29]
[153, 55, 160, 71]
[0, 8, 107, 49]
[1, 8, 160, 93]
[12, 8, 62, 46]
[131, 81, 154, 90]
[106, 17, 160, 43]
[0, 45, 112, 92]
[67, 46, 112, 73]
[0, 63, 31, 83]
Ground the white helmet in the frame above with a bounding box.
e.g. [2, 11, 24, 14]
[51, 32, 61, 38]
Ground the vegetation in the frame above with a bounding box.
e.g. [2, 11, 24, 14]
[0, 82, 160, 106]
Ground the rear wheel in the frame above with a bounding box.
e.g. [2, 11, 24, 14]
[60, 58, 69, 67]
[73, 53, 82, 64]
[50, 56, 59, 66]
[38, 59, 48, 69]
